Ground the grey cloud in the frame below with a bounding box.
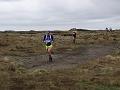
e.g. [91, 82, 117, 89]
[0, 0, 21, 1]
[0, 0, 120, 30]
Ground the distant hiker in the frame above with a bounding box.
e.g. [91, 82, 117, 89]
[106, 28, 109, 32]
[109, 27, 112, 32]
[72, 31, 77, 44]
[43, 31, 54, 62]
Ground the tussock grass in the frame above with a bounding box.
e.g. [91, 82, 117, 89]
[0, 31, 120, 90]
[0, 31, 120, 56]
[0, 54, 120, 90]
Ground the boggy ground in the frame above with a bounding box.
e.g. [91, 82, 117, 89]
[7, 43, 118, 70]
[0, 31, 120, 70]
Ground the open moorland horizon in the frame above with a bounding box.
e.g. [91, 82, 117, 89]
[0, 27, 120, 32]
[0, 0, 120, 90]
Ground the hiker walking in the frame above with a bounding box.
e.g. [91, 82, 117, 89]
[106, 28, 109, 32]
[72, 31, 77, 44]
[109, 27, 112, 32]
[43, 31, 54, 62]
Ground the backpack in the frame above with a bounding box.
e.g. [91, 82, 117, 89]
[45, 34, 52, 40]
[44, 34, 52, 42]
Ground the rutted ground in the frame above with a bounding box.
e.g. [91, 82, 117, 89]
[7, 43, 119, 70]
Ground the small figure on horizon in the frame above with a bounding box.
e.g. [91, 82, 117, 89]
[72, 31, 77, 44]
[43, 31, 54, 62]
[109, 27, 112, 32]
[106, 28, 109, 32]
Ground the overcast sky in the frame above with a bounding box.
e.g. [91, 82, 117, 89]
[0, 0, 120, 30]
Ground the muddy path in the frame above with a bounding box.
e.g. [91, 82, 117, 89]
[8, 43, 119, 70]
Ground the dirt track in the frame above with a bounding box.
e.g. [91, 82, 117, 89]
[6, 42, 118, 70]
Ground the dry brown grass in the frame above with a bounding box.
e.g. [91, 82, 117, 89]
[0, 31, 120, 90]
[0, 31, 120, 56]
[0, 54, 120, 90]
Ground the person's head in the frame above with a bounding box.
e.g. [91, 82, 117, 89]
[47, 31, 50, 35]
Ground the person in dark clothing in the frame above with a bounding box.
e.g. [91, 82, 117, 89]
[72, 32, 76, 44]
[43, 31, 54, 62]
[106, 28, 109, 32]
[109, 27, 112, 32]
